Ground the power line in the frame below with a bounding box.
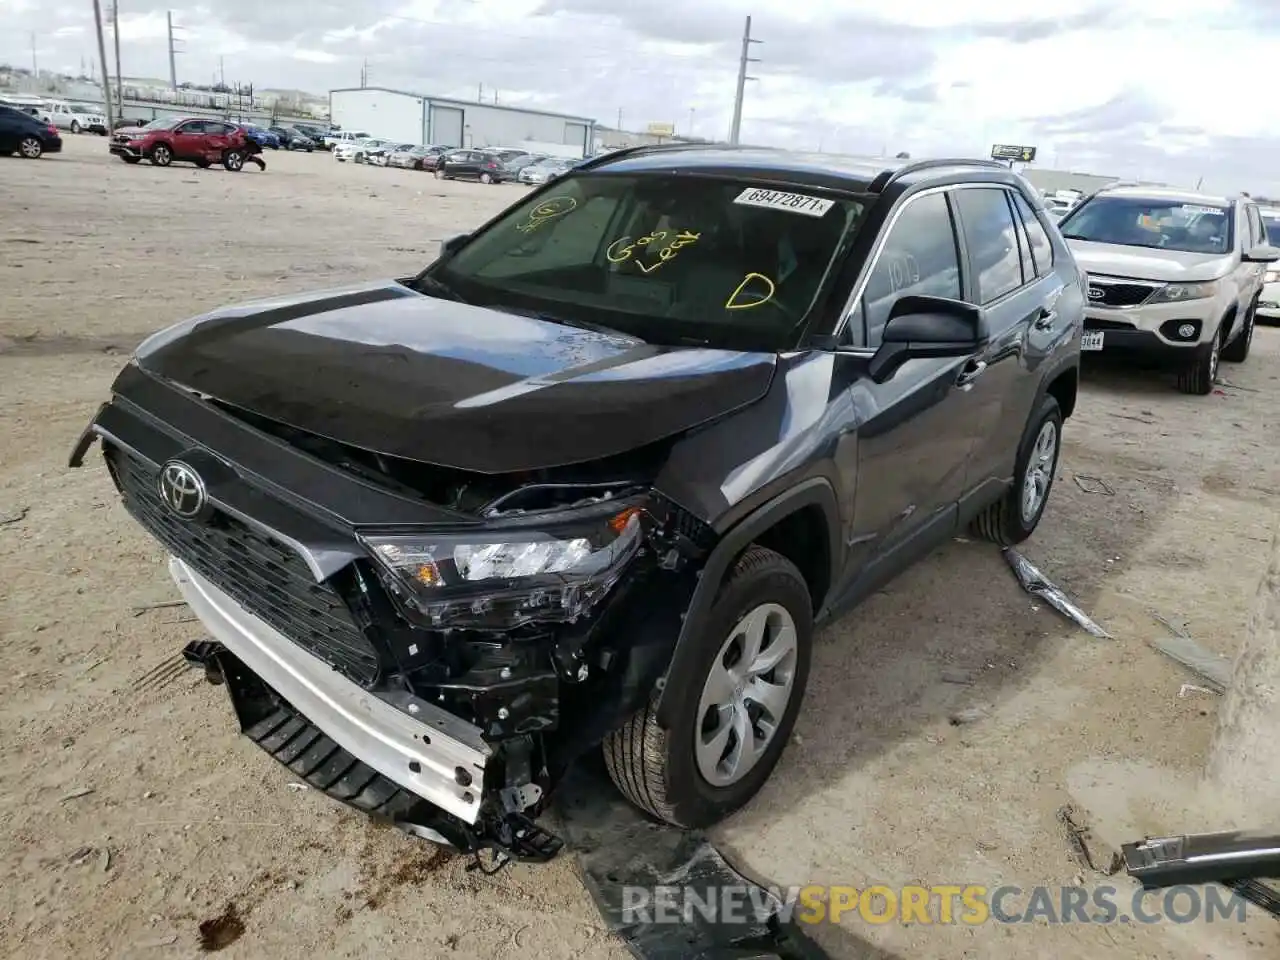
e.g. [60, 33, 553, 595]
[728, 15, 761, 145]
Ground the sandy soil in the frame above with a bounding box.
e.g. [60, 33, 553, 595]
[2, 135, 1279, 959]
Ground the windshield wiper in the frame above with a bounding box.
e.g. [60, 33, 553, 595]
[1060, 232, 1089, 241]
[412, 273, 468, 304]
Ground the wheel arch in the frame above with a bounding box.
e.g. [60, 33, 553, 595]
[652, 477, 840, 729]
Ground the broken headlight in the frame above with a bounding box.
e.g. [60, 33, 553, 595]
[361, 501, 646, 630]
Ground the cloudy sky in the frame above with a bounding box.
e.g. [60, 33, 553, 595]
[3, 0, 1277, 192]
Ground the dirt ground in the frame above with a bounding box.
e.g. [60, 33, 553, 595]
[2, 135, 1279, 960]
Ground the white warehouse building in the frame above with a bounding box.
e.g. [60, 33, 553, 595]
[329, 87, 596, 158]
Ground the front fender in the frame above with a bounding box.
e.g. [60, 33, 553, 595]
[652, 477, 841, 729]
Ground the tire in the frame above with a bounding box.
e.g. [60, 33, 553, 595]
[1221, 303, 1255, 363]
[1176, 329, 1220, 395]
[71, 120, 81, 134]
[434, 168, 444, 179]
[603, 545, 813, 829]
[149, 143, 172, 166]
[222, 149, 244, 172]
[18, 136, 43, 159]
[970, 394, 1063, 546]
[480, 172, 493, 184]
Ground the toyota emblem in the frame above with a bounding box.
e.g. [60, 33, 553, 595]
[1087, 286, 1105, 301]
[158, 460, 208, 519]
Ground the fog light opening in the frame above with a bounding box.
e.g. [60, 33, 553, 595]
[1177, 323, 1196, 339]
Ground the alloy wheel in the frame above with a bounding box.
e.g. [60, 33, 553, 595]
[694, 602, 799, 787]
[1020, 420, 1059, 523]
[18, 136, 42, 159]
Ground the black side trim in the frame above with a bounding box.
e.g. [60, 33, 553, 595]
[653, 477, 841, 729]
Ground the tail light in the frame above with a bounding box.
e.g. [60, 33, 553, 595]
[47, 124, 58, 137]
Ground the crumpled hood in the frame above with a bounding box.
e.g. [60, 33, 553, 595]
[133, 280, 778, 474]
[1067, 240, 1234, 283]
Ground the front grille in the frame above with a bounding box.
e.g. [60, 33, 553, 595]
[1087, 280, 1160, 307]
[107, 446, 379, 686]
[1085, 318, 1137, 332]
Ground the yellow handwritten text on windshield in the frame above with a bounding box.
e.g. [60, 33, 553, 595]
[725, 273, 776, 310]
[516, 196, 578, 234]
[606, 230, 701, 274]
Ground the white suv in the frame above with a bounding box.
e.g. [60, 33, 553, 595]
[46, 100, 108, 135]
[1058, 185, 1279, 394]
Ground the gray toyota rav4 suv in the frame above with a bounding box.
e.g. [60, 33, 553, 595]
[71, 146, 1084, 866]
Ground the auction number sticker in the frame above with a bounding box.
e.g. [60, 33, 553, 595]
[734, 187, 834, 218]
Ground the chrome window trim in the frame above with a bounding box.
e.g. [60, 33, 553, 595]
[831, 181, 1042, 347]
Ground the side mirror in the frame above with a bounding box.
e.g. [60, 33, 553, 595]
[867, 295, 985, 384]
[1244, 244, 1280, 264]
[440, 233, 469, 258]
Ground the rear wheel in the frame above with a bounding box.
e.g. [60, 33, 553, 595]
[18, 136, 43, 159]
[1221, 303, 1255, 363]
[434, 168, 444, 179]
[149, 143, 172, 166]
[70, 120, 81, 134]
[1177, 329, 1220, 394]
[603, 546, 813, 828]
[971, 394, 1063, 546]
[480, 171, 494, 184]
[222, 149, 244, 172]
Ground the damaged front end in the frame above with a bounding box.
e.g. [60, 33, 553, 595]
[73, 391, 713, 869]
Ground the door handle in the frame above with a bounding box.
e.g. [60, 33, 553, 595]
[956, 359, 987, 387]
[1034, 308, 1057, 330]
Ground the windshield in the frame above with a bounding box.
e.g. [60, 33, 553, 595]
[143, 117, 179, 130]
[429, 173, 863, 351]
[71, 105, 91, 114]
[1260, 211, 1280, 245]
[1059, 196, 1232, 254]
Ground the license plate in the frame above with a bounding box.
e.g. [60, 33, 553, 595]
[1081, 331, 1105, 351]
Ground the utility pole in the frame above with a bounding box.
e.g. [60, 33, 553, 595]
[477, 82, 483, 102]
[31, 32, 38, 77]
[616, 107, 622, 130]
[687, 106, 695, 138]
[728, 15, 761, 146]
[110, 2, 123, 118]
[91, 0, 117, 132]
[218, 56, 225, 87]
[166, 10, 179, 89]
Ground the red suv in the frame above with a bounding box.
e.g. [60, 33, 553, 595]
[110, 117, 251, 171]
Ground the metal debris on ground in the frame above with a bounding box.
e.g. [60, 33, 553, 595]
[1058, 805, 1124, 876]
[131, 600, 187, 616]
[1149, 613, 1231, 693]
[1073, 475, 1116, 496]
[0, 505, 29, 525]
[1177, 683, 1216, 699]
[555, 764, 832, 960]
[285, 782, 309, 793]
[948, 706, 989, 725]
[60, 787, 95, 803]
[1122, 830, 1280, 917]
[1004, 548, 1113, 639]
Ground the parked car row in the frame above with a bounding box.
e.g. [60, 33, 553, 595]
[328, 138, 587, 185]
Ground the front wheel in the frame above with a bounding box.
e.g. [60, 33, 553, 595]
[1177, 331, 1220, 394]
[149, 143, 172, 166]
[434, 168, 444, 179]
[970, 394, 1063, 546]
[222, 149, 244, 172]
[603, 545, 813, 828]
[18, 136, 43, 159]
[70, 120, 81, 134]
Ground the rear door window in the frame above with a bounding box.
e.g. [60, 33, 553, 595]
[953, 187, 1024, 304]
[1011, 192, 1054, 277]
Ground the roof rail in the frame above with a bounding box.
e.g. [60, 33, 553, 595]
[868, 157, 1011, 193]
[574, 140, 727, 172]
